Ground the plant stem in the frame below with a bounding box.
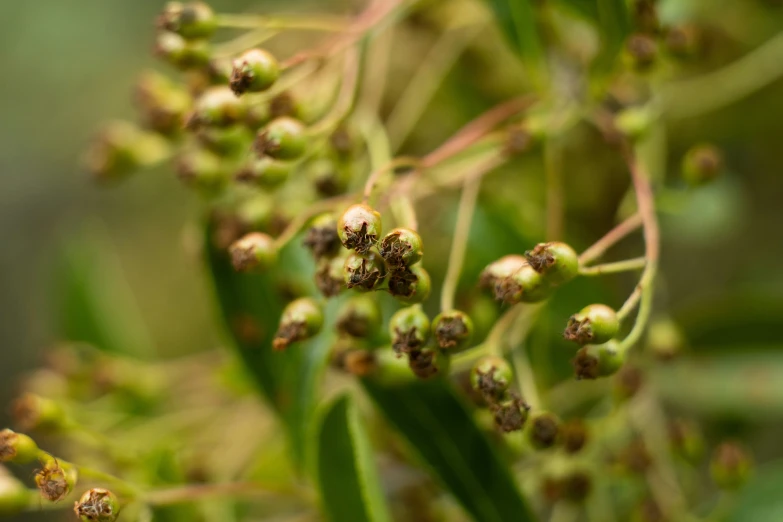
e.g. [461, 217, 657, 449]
[144, 482, 278, 506]
[216, 14, 347, 32]
[75, 464, 144, 498]
[272, 194, 354, 249]
[544, 137, 564, 240]
[440, 177, 481, 311]
[308, 47, 362, 136]
[578, 213, 643, 265]
[508, 305, 544, 409]
[579, 256, 646, 276]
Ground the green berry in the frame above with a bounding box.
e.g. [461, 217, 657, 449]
[0, 429, 38, 464]
[315, 254, 348, 298]
[389, 306, 430, 357]
[303, 213, 341, 260]
[235, 157, 291, 188]
[560, 419, 589, 454]
[669, 419, 704, 464]
[176, 148, 227, 192]
[255, 117, 307, 160]
[337, 204, 382, 254]
[341, 349, 378, 377]
[309, 159, 350, 197]
[273, 298, 323, 351]
[343, 252, 387, 292]
[711, 442, 751, 490]
[646, 317, 686, 361]
[388, 265, 431, 304]
[0, 468, 28, 515]
[625, 33, 657, 70]
[336, 295, 381, 338]
[196, 125, 252, 156]
[492, 394, 530, 433]
[493, 262, 552, 304]
[11, 394, 66, 432]
[134, 71, 191, 136]
[525, 241, 579, 286]
[230, 49, 280, 96]
[560, 471, 592, 503]
[682, 143, 723, 186]
[35, 456, 78, 502]
[433, 310, 474, 351]
[527, 412, 561, 450]
[379, 228, 424, 268]
[564, 304, 619, 345]
[84, 122, 162, 182]
[228, 232, 277, 272]
[408, 347, 447, 380]
[188, 86, 246, 128]
[479, 255, 527, 289]
[573, 341, 625, 380]
[470, 356, 512, 401]
[158, 2, 217, 39]
[154, 32, 211, 70]
[74, 488, 121, 522]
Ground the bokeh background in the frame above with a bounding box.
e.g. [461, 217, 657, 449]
[1, 0, 783, 520]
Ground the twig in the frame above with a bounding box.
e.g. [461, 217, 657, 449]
[144, 482, 278, 506]
[216, 14, 347, 32]
[578, 213, 643, 266]
[579, 257, 646, 276]
[440, 177, 482, 311]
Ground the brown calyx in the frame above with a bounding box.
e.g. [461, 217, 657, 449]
[272, 321, 307, 351]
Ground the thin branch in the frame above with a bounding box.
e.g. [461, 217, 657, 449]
[144, 482, 280, 506]
[579, 257, 646, 276]
[216, 14, 347, 32]
[578, 213, 643, 266]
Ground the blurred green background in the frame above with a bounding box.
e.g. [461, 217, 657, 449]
[1, 0, 783, 519]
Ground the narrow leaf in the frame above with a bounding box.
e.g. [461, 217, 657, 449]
[317, 395, 392, 522]
[362, 378, 534, 522]
[204, 220, 332, 469]
[483, 0, 547, 88]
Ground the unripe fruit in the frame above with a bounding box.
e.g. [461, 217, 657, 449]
[85, 122, 160, 182]
[0, 468, 28, 515]
[389, 306, 430, 356]
[527, 412, 561, 450]
[196, 125, 251, 156]
[0, 429, 38, 464]
[614, 364, 644, 401]
[176, 148, 227, 192]
[479, 255, 526, 289]
[665, 24, 700, 58]
[343, 252, 387, 292]
[158, 2, 217, 39]
[560, 471, 592, 503]
[228, 232, 277, 272]
[494, 262, 552, 304]
[625, 33, 657, 70]
[337, 204, 382, 254]
[711, 442, 752, 490]
[11, 394, 66, 432]
[315, 254, 348, 298]
[564, 304, 619, 345]
[230, 49, 280, 96]
[273, 298, 323, 351]
[525, 242, 578, 286]
[154, 32, 211, 70]
[573, 341, 625, 380]
[310, 160, 351, 197]
[560, 419, 589, 454]
[35, 456, 78, 502]
[388, 265, 431, 304]
[669, 419, 704, 464]
[342, 349, 377, 377]
[134, 71, 191, 136]
[646, 317, 686, 361]
[379, 228, 423, 268]
[408, 348, 446, 380]
[433, 310, 474, 351]
[235, 157, 291, 188]
[336, 295, 381, 338]
[255, 117, 307, 160]
[188, 87, 245, 128]
[470, 356, 512, 401]
[303, 213, 341, 260]
[74, 488, 121, 522]
[492, 395, 530, 432]
[682, 143, 723, 186]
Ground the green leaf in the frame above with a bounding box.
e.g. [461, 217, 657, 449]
[482, 0, 547, 88]
[594, 0, 631, 73]
[56, 224, 155, 356]
[316, 395, 392, 522]
[204, 220, 333, 470]
[361, 378, 534, 522]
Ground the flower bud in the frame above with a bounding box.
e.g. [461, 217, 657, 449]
[229, 232, 277, 272]
[74, 488, 120, 522]
[343, 252, 387, 292]
[254, 117, 307, 160]
[560, 419, 589, 455]
[158, 2, 217, 39]
[337, 204, 382, 254]
[494, 262, 552, 304]
[470, 356, 512, 401]
[0, 429, 38, 464]
[187, 86, 246, 128]
[525, 242, 578, 286]
[388, 265, 431, 304]
[408, 348, 446, 380]
[273, 298, 323, 350]
[154, 32, 211, 70]
[711, 442, 752, 490]
[492, 394, 530, 433]
[336, 295, 381, 338]
[564, 304, 619, 345]
[176, 148, 227, 192]
[527, 412, 560, 450]
[303, 213, 341, 260]
[0, 467, 28, 515]
[433, 310, 474, 351]
[573, 341, 625, 380]
[315, 254, 347, 297]
[35, 456, 78, 502]
[389, 306, 430, 357]
[682, 143, 723, 186]
[379, 228, 423, 268]
[230, 49, 280, 96]
[235, 157, 291, 188]
[12, 394, 66, 432]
